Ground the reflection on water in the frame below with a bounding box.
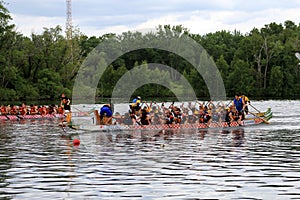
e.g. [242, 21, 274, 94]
[0, 101, 300, 199]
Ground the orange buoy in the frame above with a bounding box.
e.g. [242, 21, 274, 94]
[73, 139, 80, 146]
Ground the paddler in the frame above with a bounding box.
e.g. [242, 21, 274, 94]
[99, 104, 113, 125]
[130, 96, 142, 115]
[241, 95, 250, 115]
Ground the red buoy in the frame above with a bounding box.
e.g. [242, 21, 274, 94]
[73, 139, 80, 146]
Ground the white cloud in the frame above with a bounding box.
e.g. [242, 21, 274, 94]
[11, 14, 65, 36]
[7, 0, 300, 37]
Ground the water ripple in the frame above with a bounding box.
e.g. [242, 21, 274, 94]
[1, 101, 300, 199]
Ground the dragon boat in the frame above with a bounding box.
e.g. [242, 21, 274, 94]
[0, 111, 93, 121]
[0, 114, 66, 121]
[69, 108, 273, 132]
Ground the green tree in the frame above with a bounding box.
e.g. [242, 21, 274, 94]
[227, 59, 255, 96]
[268, 66, 284, 97]
[0, 1, 17, 96]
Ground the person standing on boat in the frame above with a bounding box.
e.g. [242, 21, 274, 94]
[232, 94, 245, 121]
[60, 93, 71, 112]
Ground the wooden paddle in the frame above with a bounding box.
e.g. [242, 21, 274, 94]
[248, 111, 269, 124]
[226, 100, 233, 108]
[3, 114, 9, 120]
[249, 104, 262, 114]
[72, 106, 94, 115]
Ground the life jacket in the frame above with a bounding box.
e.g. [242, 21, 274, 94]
[11, 107, 18, 115]
[144, 107, 151, 114]
[199, 113, 210, 123]
[0, 107, 6, 115]
[165, 115, 174, 124]
[234, 98, 243, 111]
[243, 96, 250, 103]
[39, 107, 47, 115]
[20, 107, 27, 115]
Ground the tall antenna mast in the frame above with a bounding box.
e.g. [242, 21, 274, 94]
[66, 0, 72, 40]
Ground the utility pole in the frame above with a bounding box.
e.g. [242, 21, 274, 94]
[66, 0, 72, 41]
[65, 0, 73, 82]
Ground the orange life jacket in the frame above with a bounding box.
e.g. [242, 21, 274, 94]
[0, 107, 6, 115]
[11, 107, 18, 115]
[20, 107, 27, 115]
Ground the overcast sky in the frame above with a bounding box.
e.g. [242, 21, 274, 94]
[6, 0, 300, 37]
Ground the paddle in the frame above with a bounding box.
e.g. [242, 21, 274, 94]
[16, 115, 24, 120]
[248, 111, 269, 124]
[72, 106, 94, 115]
[3, 114, 9, 120]
[226, 100, 233, 108]
[249, 104, 261, 113]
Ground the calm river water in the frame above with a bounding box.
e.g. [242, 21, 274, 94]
[0, 100, 300, 199]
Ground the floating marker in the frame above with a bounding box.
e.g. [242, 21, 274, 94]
[73, 139, 80, 146]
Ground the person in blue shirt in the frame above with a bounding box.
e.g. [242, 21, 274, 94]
[232, 94, 245, 121]
[99, 104, 113, 125]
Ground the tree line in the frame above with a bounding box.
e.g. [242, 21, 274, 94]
[1, 1, 300, 102]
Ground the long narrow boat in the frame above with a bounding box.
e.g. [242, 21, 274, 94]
[253, 107, 272, 118]
[0, 110, 95, 121]
[0, 114, 66, 121]
[71, 118, 264, 132]
[245, 107, 273, 121]
[69, 108, 272, 132]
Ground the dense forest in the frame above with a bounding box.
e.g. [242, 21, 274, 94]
[1, 1, 300, 103]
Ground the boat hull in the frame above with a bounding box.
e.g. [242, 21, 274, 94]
[0, 114, 65, 121]
[71, 118, 264, 132]
[69, 107, 272, 132]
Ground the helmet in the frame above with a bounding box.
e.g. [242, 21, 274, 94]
[137, 96, 141, 100]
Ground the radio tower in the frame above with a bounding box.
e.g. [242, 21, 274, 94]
[66, 0, 72, 40]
